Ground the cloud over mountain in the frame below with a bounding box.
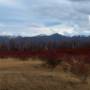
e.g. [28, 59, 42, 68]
[0, 0, 90, 36]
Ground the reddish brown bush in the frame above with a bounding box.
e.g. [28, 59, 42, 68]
[69, 56, 90, 83]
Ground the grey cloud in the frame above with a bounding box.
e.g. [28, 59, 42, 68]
[11, 0, 90, 35]
[69, 0, 90, 14]
[69, 0, 90, 2]
[0, 0, 90, 36]
[33, 1, 87, 27]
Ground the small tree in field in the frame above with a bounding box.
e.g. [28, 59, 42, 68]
[45, 58, 61, 69]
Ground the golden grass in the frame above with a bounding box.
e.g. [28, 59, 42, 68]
[0, 58, 89, 90]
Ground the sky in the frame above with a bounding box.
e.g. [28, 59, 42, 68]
[0, 0, 90, 36]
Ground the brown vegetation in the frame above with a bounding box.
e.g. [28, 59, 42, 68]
[0, 57, 89, 90]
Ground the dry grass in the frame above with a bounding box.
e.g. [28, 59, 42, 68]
[0, 58, 89, 90]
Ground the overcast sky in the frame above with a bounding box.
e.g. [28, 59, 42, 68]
[0, 0, 90, 36]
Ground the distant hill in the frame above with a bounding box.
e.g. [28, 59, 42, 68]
[0, 34, 90, 51]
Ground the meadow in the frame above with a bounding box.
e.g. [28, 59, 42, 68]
[0, 56, 89, 90]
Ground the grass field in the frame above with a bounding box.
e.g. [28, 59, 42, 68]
[0, 58, 89, 90]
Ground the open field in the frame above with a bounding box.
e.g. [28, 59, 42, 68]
[0, 58, 89, 90]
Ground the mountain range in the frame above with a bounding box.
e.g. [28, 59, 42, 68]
[0, 33, 90, 51]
